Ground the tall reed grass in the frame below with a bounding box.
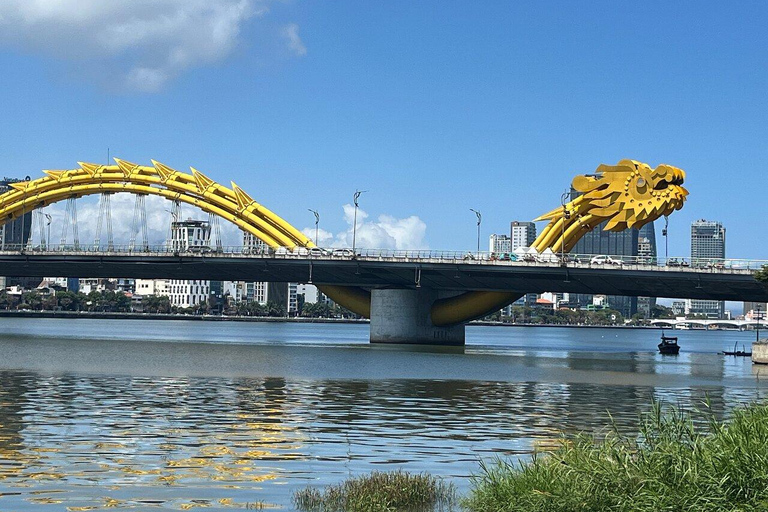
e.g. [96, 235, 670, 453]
[293, 470, 456, 512]
[464, 401, 768, 511]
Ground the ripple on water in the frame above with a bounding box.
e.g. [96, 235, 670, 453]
[0, 371, 764, 510]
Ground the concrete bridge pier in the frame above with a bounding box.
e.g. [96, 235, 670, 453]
[369, 288, 465, 345]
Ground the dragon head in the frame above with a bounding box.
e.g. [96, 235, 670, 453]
[533, 159, 688, 253]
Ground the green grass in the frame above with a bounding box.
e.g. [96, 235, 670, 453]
[293, 470, 457, 512]
[464, 401, 768, 511]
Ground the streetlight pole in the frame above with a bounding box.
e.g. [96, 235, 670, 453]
[44, 213, 51, 250]
[662, 215, 669, 261]
[470, 209, 481, 255]
[308, 209, 320, 246]
[757, 304, 762, 344]
[560, 190, 570, 264]
[352, 190, 365, 255]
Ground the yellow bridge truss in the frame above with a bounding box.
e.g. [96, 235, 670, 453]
[0, 158, 687, 327]
[0, 159, 311, 249]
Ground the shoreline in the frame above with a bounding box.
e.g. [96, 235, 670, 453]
[0, 310, 682, 329]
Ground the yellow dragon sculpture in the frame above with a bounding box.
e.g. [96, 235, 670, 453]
[0, 158, 686, 327]
[322, 159, 688, 325]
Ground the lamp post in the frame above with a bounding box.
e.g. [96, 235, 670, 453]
[352, 190, 365, 255]
[757, 304, 762, 344]
[308, 209, 320, 246]
[44, 213, 51, 249]
[662, 215, 669, 261]
[560, 190, 570, 264]
[470, 209, 481, 255]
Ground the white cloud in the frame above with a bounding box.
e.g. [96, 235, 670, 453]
[301, 205, 428, 250]
[283, 23, 307, 56]
[0, 0, 301, 92]
[30, 195, 426, 252]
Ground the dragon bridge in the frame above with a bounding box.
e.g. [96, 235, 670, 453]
[0, 158, 687, 334]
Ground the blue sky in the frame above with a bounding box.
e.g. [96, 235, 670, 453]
[0, 1, 766, 258]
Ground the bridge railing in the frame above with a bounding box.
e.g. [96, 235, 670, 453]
[5, 244, 768, 272]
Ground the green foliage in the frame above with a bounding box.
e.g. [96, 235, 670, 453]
[755, 264, 768, 283]
[532, 308, 624, 326]
[293, 470, 456, 512]
[302, 301, 333, 318]
[651, 304, 675, 319]
[464, 401, 768, 512]
[142, 295, 171, 313]
[266, 300, 286, 317]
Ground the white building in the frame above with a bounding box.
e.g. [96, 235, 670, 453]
[510, 221, 537, 250]
[168, 220, 211, 308]
[509, 221, 538, 311]
[135, 279, 169, 297]
[168, 279, 210, 309]
[79, 278, 113, 294]
[489, 234, 512, 254]
[296, 284, 330, 304]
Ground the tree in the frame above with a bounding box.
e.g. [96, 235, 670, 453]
[755, 264, 768, 283]
[266, 300, 286, 317]
[142, 294, 171, 314]
[0, 291, 19, 310]
[302, 302, 333, 318]
[56, 291, 82, 311]
[651, 304, 675, 319]
[20, 291, 43, 311]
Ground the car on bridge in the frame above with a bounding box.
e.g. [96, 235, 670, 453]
[590, 255, 624, 266]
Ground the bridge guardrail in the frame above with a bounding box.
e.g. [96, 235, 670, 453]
[3, 244, 767, 273]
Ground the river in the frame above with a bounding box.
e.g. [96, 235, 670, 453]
[0, 318, 765, 510]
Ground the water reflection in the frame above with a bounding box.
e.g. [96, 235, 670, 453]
[0, 371, 763, 510]
[0, 320, 766, 510]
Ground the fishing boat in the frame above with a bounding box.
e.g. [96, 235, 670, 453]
[721, 342, 752, 357]
[658, 331, 680, 355]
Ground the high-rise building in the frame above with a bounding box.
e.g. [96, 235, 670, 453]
[0, 177, 35, 289]
[489, 234, 512, 253]
[168, 220, 212, 308]
[510, 221, 537, 249]
[507, 221, 538, 313]
[690, 219, 726, 265]
[0, 178, 32, 250]
[687, 219, 726, 318]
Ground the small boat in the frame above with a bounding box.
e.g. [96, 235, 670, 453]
[658, 332, 680, 355]
[721, 342, 752, 357]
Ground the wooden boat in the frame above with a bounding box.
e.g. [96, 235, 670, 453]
[658, 333, 680, 355]
[721, 342, 752, 357]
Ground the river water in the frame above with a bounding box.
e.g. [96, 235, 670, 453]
[0, 318, 765, 510]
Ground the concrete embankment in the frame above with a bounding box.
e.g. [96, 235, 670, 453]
[753, 339, 768, 364]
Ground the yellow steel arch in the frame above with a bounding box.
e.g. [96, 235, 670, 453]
[0, 159, 311, 250]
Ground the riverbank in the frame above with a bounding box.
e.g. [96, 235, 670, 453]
[0, 310, 668, 328]
[0, 310, 369, 323]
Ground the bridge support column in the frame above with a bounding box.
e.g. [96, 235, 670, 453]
[369, 288, 465, 345]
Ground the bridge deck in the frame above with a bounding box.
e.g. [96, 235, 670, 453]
[2, 250, 767, 302]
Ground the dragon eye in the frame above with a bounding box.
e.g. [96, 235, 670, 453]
[637, 178, 646, 187]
